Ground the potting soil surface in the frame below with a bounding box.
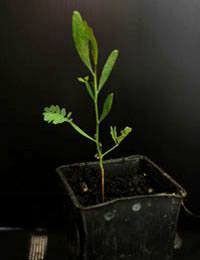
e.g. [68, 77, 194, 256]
[68, 167, 165, 206]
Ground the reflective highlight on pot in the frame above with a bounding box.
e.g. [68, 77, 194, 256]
[104, 209, 117, 221]
[132, 203, 142, 212]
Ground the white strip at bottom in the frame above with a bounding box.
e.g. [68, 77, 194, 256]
[29, 234, 48, 260]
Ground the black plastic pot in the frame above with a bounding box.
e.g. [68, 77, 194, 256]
[57, 155, 186, 260]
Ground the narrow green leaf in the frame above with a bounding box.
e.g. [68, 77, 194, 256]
[100, 93, 114, 122]
[83, 20, 98, 66]
[72, 11, 92, 72]
[85, 81, 94, 100]
[77, 76, 94, 100]
[113, 126, 117, 140]
[110, 126, 117, 144]
[98, 50, 119, 91]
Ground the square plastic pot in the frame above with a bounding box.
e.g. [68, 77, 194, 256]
[57, 155, 186, 260]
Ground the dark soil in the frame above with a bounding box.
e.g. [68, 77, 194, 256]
[67, 165, 164, 207]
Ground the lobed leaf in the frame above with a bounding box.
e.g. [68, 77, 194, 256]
[117, 126, 132, 143]
[110, 126, 132, 144]
[43, 105, 69, 125]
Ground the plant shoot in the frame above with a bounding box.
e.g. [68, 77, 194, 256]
[43, 11, 132, 202]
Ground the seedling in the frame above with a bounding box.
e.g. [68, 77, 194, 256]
[43, 11, 132, 202]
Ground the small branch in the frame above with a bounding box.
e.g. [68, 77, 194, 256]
[69, 121, 96, 143]
[102, 143, 119, 158]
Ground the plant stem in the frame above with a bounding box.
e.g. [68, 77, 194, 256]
[99, 154, 105, 202]
[93, 67, 105, 202]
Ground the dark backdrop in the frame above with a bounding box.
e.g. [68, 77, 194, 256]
[1, 0, 200, 226]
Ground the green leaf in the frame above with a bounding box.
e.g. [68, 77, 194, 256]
[98, 50, 119, 91]
[55, 105, 60, 113]
[43, 106, 95, 142]
[110, 126, 132, 144]
[85, 81, 94, 100]
[43, 105, 69, 125]
[83, 20, 98, 66]
[117, 127, 132, 143]
[110, 126, 118, 144]
[77, 76, 94, 100]
[100, 93, 114, 122]
[72, 11, 92, 72]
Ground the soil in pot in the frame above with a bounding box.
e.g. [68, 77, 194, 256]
[65, 157, 175, 207]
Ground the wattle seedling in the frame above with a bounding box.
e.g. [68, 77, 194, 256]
[43, 11, 132, 202]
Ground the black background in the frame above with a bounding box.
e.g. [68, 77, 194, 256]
[0, 0, 200, 227]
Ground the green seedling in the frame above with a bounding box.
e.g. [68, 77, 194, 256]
[43, 11, 132, 202]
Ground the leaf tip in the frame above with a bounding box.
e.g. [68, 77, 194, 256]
[73, 10, 80, 16]
[77, 77, 84, 83]
[113, 49, 119, 55]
